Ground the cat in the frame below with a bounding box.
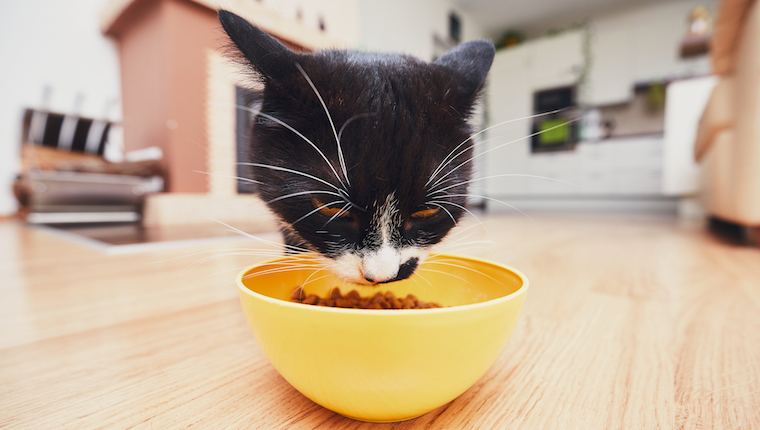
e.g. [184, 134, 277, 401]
[219, 11, 494, 285]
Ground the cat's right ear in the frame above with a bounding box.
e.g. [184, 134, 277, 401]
[219, 10, 298, 81]
[435, 40, 495, 96]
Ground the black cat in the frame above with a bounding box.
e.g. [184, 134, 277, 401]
[219, 11, 494, 284]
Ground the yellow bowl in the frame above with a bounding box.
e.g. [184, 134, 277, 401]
[236, 253, 528, 423]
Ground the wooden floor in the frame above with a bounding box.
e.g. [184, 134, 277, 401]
[1, 214, 759, 429]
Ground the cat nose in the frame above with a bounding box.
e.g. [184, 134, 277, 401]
[363, 257, 419, 284]
[361, 246, 400, 283]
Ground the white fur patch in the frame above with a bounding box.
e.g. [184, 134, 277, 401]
[361, 244, 401, 282]
[326, 252, 368, 284]
[324, 193, 432, 284]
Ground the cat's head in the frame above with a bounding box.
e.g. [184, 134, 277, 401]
[220, 11, 494, 284]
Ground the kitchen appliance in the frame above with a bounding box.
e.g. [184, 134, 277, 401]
[531, 86, 578, 152]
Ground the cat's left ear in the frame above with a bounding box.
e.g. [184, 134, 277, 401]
[219, 10, 299, 81]
[435, 40, 495, 95]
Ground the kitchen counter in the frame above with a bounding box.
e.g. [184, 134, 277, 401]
[1, 214, 759, 429]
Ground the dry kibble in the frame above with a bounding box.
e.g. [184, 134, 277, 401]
[290, 287, 443, 310]
[346, 290, 361, 302]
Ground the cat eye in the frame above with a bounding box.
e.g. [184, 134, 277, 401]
[411, 207, 441, 218]
[312, 198, 350, 218]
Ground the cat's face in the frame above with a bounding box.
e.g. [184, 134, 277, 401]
[220, 11, 494, 284]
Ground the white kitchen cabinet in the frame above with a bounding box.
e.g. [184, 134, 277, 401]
[483, 31, 583, 197]
[484, 45, 534, 197]
[584, 18, 634, 106]
[574, 137, 664, 196]
[484, 29, 668, 201]
[528, 151, 582, 195]
[530, 30, 584, 90]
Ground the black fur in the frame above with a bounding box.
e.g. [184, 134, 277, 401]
[220, 11, 494, 280]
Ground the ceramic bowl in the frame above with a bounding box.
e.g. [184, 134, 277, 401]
[236, 253, 528, 422]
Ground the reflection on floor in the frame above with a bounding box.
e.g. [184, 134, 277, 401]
[36, 221, 279, 254]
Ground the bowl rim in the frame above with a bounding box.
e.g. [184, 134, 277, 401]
[236, 253, 529, 315]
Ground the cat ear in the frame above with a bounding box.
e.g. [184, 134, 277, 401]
[435, 40, 495, 95]
[218, 10, 298, 81]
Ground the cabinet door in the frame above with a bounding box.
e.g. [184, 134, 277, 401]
[530, 30, 583, 90]
[585, 19, 633, 105]
[484, 47, 534, 196]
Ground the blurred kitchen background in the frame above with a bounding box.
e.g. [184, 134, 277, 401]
[1, 0, 757, 246]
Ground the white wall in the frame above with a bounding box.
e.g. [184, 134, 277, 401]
[356, 0, 487, 60]
[259, 0, 361, 47]
[0, 0, 123, 216]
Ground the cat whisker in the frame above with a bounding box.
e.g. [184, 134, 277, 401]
[427, 173, 577, 198]
[235, 104, 347, 190]
[436, 230, 494, 252]
[292, 199, 345, 225]
[425, 134, 521, 192]
[182, 252, 282, 271]
[337, 112, 376, 144]
[301, 267, 330, 288]
[165, 244, 301, 273]
[441, 193, 532, 219]
[267, 190, 343, 204]
[322, 202, 353, 227]
[239, 162, 344, 194]
[416, 267, 473, 287]
[238, 264, 320, 279]
[183, 264, 262, 289]
[192, 170, 263, 185]
[428, 202, 457, 224]
[211, 218, 311, 253]
[435, 239, 495, 251]
[183, 251, 312, 271]
[243, 265, 325, 281]
[428, 116, 582, 191]
[293, 284, 306, 301]
[242, 261, 323, 273]
[151, 247, 283, 265]
[435, 245, 485, 254]
[414, 270, 437, 292]
[423, 258, 501, 284]
[241, 259, 326, 277]
[185, 261, 321, 291]
[425, 108, 569, 187]
[295, 63, 350, 187]
[425, 174, 466, 192]
[428, 199, 487, 231]
[437, 232, 480, 250]
[291, 271, 335, 302]
[238, 163, 363, 215]
[184, 258, 321, 289]
[446, 221, 486, 238]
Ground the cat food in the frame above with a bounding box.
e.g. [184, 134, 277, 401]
[290, 287, 443, 309]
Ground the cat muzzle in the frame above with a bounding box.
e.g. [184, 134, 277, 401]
[361, 249, 419, 284]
